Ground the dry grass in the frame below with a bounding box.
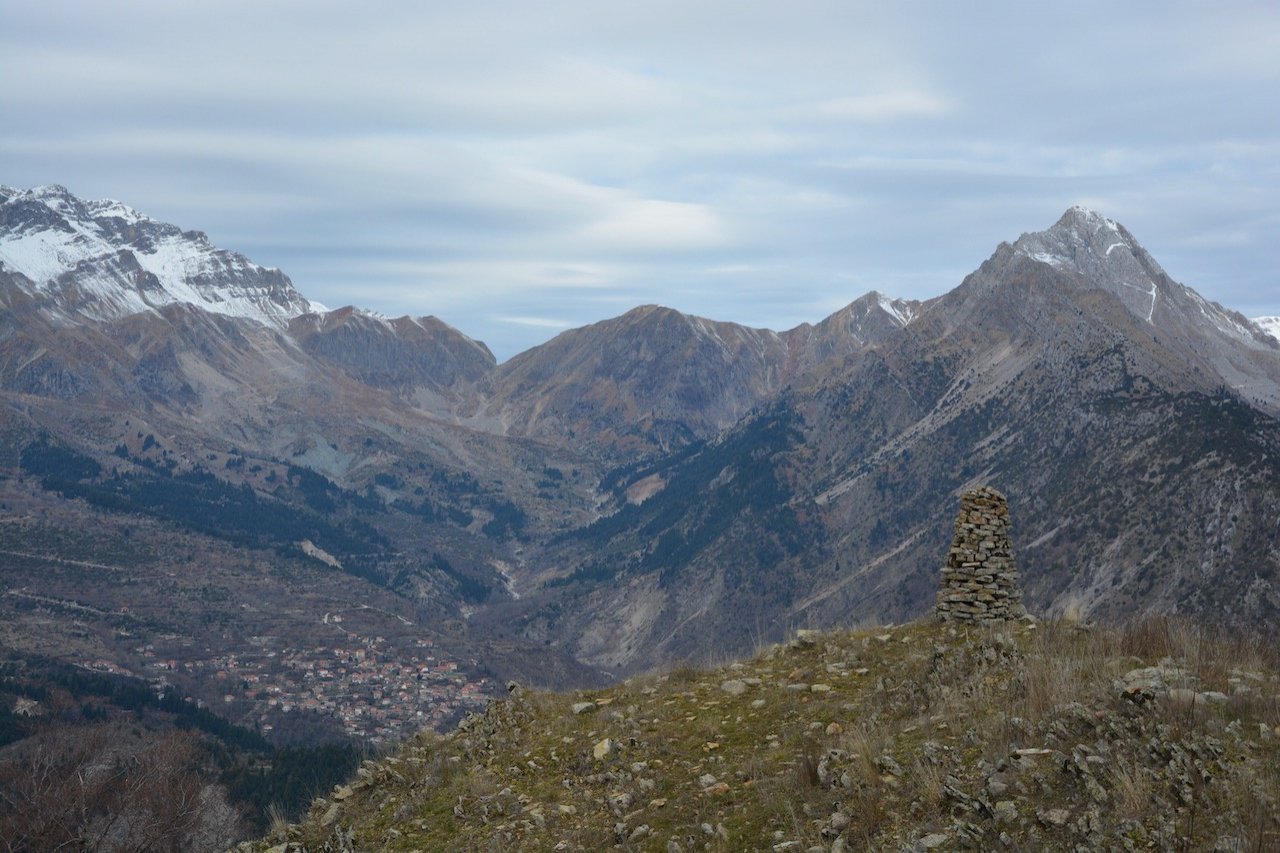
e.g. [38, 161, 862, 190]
[249, 615, 1280, 852]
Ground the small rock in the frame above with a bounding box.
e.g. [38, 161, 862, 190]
[572, 701, 597, 715]
[628, 824, 651, 842]
[593, 738, 615, 760]
[919, 832, 949, 848]
[1038, 807, 1070, 827]
[877, 754, 904, 776]
[810, 684, 833, 693]
[721, 679, 749, 696]
[796, 629, 821, 645]
[826, 722, 844, 736]
[698, 773, 719, 788]
[993, 800, 1017, 825]
[751, 698, 767, 709]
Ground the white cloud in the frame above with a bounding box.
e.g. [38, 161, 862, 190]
[576, 199, 731, 251]
[814, 91, 950, 122]
[496, 316, 578, 329]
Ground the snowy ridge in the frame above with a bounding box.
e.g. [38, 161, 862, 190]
[0, 185, 324, 328]
[1254, 316, 1280, 342]
[876, 293, 918, 327]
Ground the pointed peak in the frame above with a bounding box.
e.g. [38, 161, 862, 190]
[1053, 205, 1122, 234]
[1010, 206, 1146, 275]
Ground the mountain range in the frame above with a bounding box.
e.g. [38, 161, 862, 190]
[2, 184, 1278, 726]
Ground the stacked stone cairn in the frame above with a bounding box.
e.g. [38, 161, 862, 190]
[935, 486, 1024, 622]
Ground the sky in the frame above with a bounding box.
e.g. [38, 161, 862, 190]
[2, 1, 1278, 361]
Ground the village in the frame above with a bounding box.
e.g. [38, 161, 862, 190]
[102, 617, 493, 745]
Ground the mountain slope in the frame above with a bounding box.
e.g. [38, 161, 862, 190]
[5, 187, 1280, 761]
[508, 209, 1280, 672]
[485, 295, 919, 455]
[242, 617, 1280, 852]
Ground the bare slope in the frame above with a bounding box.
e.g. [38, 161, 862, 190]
[241, 617, 1280, 851]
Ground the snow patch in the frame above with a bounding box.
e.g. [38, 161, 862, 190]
[1026, 251, 1068, 269]
[1254, 316, 1280, 341]
[0, 185, 320, 327]
[876, 294, 916, 326]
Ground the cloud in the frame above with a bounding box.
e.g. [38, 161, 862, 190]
[813, 91, 950, 122]
[1, 1, 1277, 361]
[576, 199, 731, 251]
[496, 316, 578, 329]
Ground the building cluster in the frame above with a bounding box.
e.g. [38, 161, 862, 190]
[116, 628, 491, 744]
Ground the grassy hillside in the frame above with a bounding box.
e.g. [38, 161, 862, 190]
[239, 616, 1280, 851]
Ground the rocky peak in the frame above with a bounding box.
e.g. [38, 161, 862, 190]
[0, 184, 323, 328]
[1008, 206, 1171, 322]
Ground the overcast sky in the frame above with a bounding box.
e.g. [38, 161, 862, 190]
[3, 1, 1277, 360]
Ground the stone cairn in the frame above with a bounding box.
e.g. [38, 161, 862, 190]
[935, 486, 1024, 623]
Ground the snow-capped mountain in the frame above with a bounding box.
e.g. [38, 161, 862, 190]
[0, 185, 323, 327]
[1006, 206, 1280, 412]
[1255, 316, 1280, 341]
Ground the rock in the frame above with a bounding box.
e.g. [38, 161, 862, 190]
[919, 833, 949, 848]
[571, 701, 597, 715]
[792, 629, 820, 648]
[608, 792, 634, 814]
[993, 800, 1018, 825]
[593, 738, 615, 760]
[821, 810, 851, 838]
[720, 679, 749, 696]
[877, 754, 904, 776]
[810, 683, 833, 693]
[1037, 807, 1070, 827]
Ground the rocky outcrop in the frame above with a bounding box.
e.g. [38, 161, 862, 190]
[935, 487, 1024, 623]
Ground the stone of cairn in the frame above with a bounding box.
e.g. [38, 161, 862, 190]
[935, 486, 1024, 623]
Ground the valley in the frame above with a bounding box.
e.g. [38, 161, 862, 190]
[2, 186, 1279, 836]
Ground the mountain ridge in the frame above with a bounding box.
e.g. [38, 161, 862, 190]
[3, 184, 1280, 765]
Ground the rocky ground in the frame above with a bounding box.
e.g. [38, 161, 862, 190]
[237, 615, 1280, 851]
